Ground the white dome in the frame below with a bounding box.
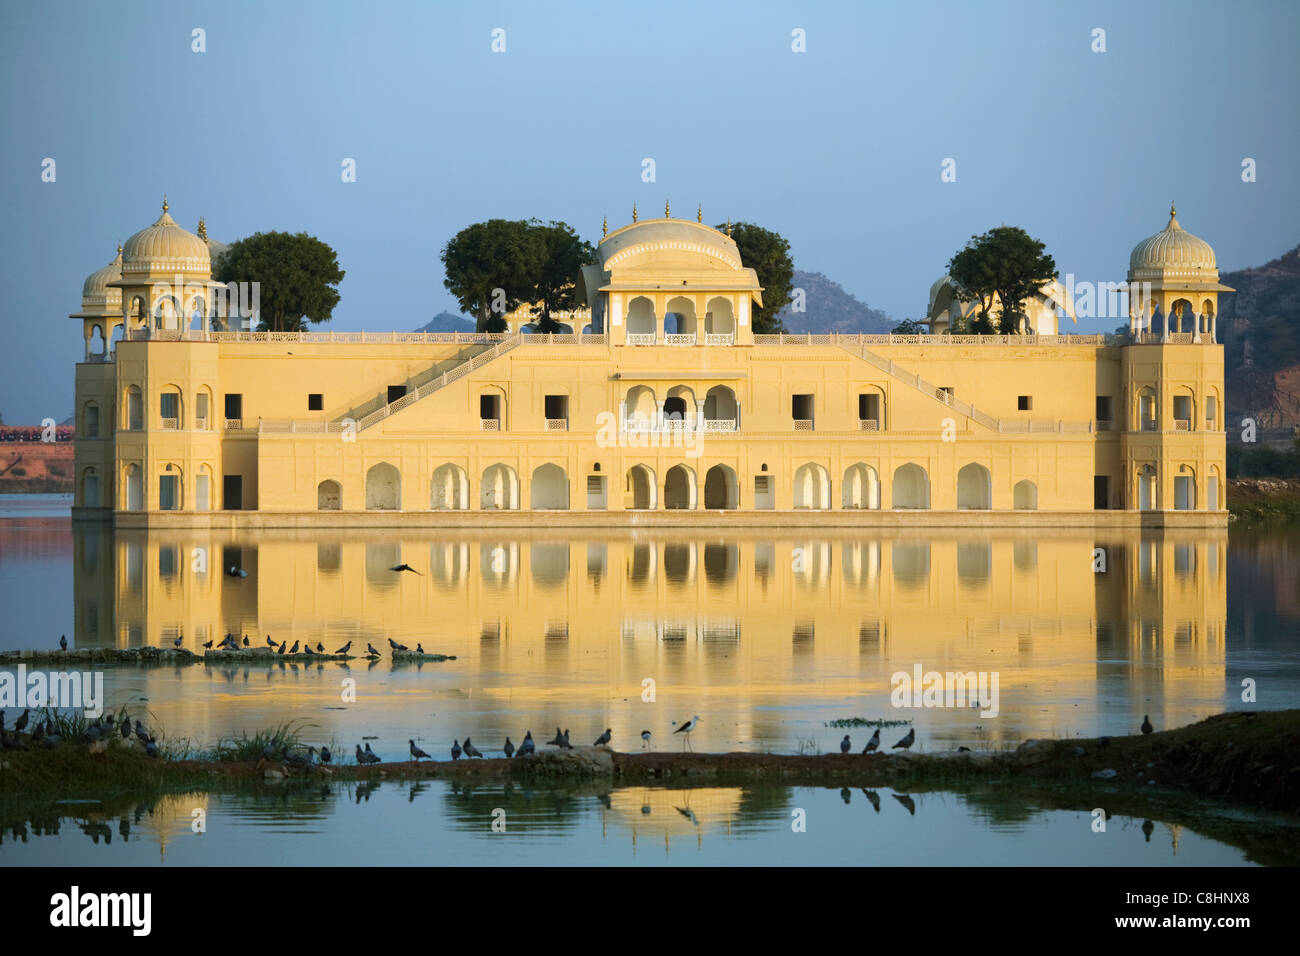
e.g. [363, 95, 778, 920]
[1129, 205, 1217, 278]
[121, 199, 211, 275]
[81, 245, 123, 308]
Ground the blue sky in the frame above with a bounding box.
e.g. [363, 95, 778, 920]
[1, 0, 1297, 422]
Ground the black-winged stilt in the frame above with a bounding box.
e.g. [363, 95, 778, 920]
[672, 716, 700, 750]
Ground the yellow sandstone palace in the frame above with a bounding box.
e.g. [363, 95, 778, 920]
[70, 201, 1228, 525]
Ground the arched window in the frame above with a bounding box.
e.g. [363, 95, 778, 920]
[842, 463, 880, 509]
[664, 464, 696, 509]
[703, 464, 738, 509]
[892, 463, 929, 509]
[793, 463, 831, 509]
[1013, 479, 1038, 510]
[626, 464, 656, 510]
[481, 463, 520, 510]
[957, 463, 992, 510]
[365, 462, 401, 510]
[430, 463, 469, 510]
[318, 479, 342, 510]
[530, 463, 569, 510]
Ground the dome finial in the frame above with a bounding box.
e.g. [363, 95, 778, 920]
[665, 199, 671, 218]
[162, 193, 169, 213]
[697, 203, 702, 223]
[726, 217, 732, 238]
[632, 202, 638, 223]
[1170, 201, 1176, 219]
[602, 215, 607, 238]
[197, 216, 207, 240]
[116, 241, 122, 256]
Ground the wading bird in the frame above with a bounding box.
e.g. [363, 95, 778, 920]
[366, 643, 379, 656]
[672, 716, 699, 751]
[641, 730, 652, 750]
[409, 739, 430, 761]
[863, 728, 880, 754]
[892, 728, 915, 751]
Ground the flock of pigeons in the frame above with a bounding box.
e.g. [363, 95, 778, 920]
[183, 633, 442, 658]
[0, 708, 159, 757]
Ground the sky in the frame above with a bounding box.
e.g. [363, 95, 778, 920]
[1, 0, 1297, 423]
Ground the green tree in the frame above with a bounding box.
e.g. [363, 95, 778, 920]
[891, 319, 928, 335]
[214, 232, 344, 332]
[716, 221, 794, 334]
[527, 220, 595, 333]
[441, 220, 544, 332]
[947, 226, 1057, 334]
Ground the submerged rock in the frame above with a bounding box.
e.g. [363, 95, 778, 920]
[1092, 768, 1119, 779]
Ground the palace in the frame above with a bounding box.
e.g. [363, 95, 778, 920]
[69, 202, 1228, 524]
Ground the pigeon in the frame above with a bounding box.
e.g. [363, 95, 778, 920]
[355, 744, 366, 764]
[135, 720, 149, 744]
[863, 728, 880, 754]
[203, 639, 214, 649]
[173, 635, 184, 648]
[334, 641, 352, 655]
[144, 737, 159, 758]
[364, 743, 381, 763]
[840, 734, 852, 754]
[288, 641, 300, 654]
[277, 641, 287, 655]
[409, 739, 430, 761]
[59, 635, 67, 651]
[243, 636, 250, 647]
[516, 731, 535, 757]
[120, 715, 131, 739]
[366, 643, 379, 656]
[302, 644, 314, 656]
[503, 737, 515, 759]
[892, 728, 915, 751]
[594, 728, 612, 747]
[1141, 715, 1153, 735]
[416, 643, 425, 654]
[14, 709, 29, 734]
[546, 727, 564, 747]
[390, 564, 422, 575]
[316, 643, 325, 654]
[319, 745, 331, 764]
[266, 635, 277, 647]
[263, 742, 278, 761]
[641, 730, 652, 749]
[463, 738, 483, 758]
[559, 729, 573, 750]
[451, 739, 462, 761]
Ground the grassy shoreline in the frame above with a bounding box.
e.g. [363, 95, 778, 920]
[1227, 477, 1300, 524]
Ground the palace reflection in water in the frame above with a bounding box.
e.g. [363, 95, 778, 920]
[66, 525, 1229, 748]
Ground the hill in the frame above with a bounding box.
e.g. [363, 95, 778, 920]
[1219, 244, 1300, 431]
[414, 311, 476, 334]
[776, 271, 896, 334]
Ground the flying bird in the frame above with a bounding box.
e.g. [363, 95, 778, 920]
[516, 731, 535, 756]
[1141, 715, 1153, 735]
[409, 739, 431, 761]
[390, 564, 422, 575]
[227, 566, 246, 578]
[863, 728, 880, 754]
[594, 728, 612, 747]
[672, 716, 700, 751]
[892, 728, 915, 751]
[503, 737, 515, 759]
[463, 738, 483, 758]
[451, 739, 462, 761]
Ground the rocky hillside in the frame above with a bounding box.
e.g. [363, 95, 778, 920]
[415, 311, 475, 334]
[1220, 244, 1300, 431]
[776, 271, 896, 334]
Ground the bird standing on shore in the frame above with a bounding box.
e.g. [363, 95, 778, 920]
[1141, 715, 1153, 735]
[277, 641, 287, 655]
[355, 744, 366, 765]
[316, 642, 325, 653]
[840, 734, 852, 754]
[516, 731, 535, 757]
[892, 728, 915, 751]
[60, 635, 67, 651]
[503, 737, 515, 758]
[173, 635, 184, 649]
[120, 714, 130, 739]
[416, 643, 425, 654]
[594, 728, 612, 747]
[14, 709, 29, 735]
[364, 743, 381, 763]
[546, 728, 564, 747]
[641, 730, 652, 750]
[366, 643, 379, 656]
[451, 739, 462, 761]
[863, 728, 880, 754]
[203, 639, 214, 649]
[320, 746, 331, 764]
[409, 739, 431, 761]
[243, 635, 250, 647]
[673, 716, 699, 751]
[559, 729, 573, 750]
[334, 641, 352, 655]
[289, 641, 300, 654]
[463, 738, 483, 758]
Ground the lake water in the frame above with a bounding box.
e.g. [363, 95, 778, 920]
[2, 494, 1298, 865]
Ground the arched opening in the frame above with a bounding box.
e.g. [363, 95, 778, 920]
[1208, 465, 1221, 510]
[109, 322, 126, 356]
[793, 463, 831, 509]
[664, 464, 696, 509]
[703, 464, 738, 509]
[530, 463, 569, 510]
[664, 385, 695, 426]
[365, 462, 401, 510]
[82, 468, 100, 508]
[624, 385, 657, 427]
[125, 463, 143, 511]
[956, 463, 992, 510]
[195, 387, 213, 430]
[430, 463, 469, 510]
[1170, 297, 1195, 335]
[703, 385, 738, 429]
[195, 465, 212, 511]
[664, 295, 697, 337]
[480, 463, 520, 510]
[1136, 386, 1157, 431]
[88, 325, 106, 358]
[857, 387, 885, 431]
[317, 479, 342, 510]
[159, 385, 183, 430]
[627, 464, 656, 510]
[125, 386, 143, 430]
[1138, 464, 1157, 511]
[1174, 467, 1196, 511]
[1172, 387, 1195, 431]
[627, 296, 655, 338]
[842, 463, 880, 509]
[153, 295, 181, 331]
[478, 386, 505, 430]
[892, 463, 929, 509]
[1013, 479, 1038, 510]
[82, 401, 101, 440]
[704, 296, 734, 338]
